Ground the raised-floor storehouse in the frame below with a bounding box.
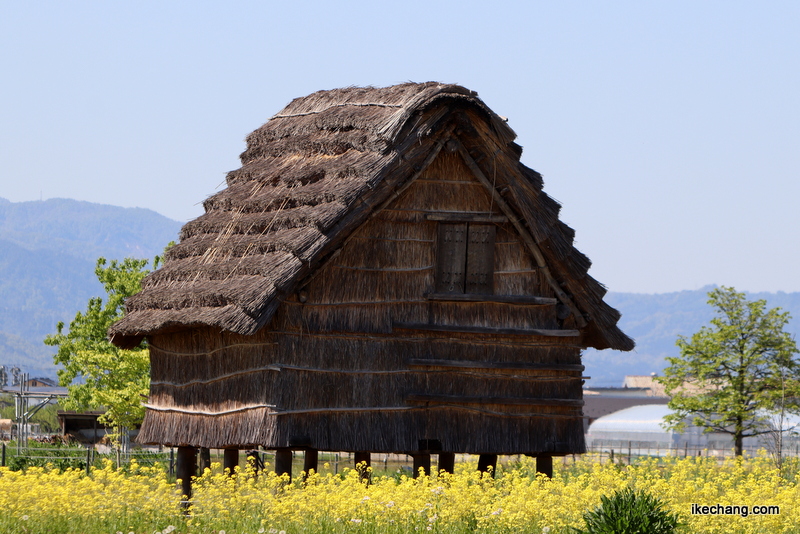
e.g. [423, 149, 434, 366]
[109, 82, 634, 486]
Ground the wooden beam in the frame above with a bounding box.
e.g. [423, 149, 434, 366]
[425, 213, 508, 223]
[454, 139, 588, 328]
[425, 292, 557, 305]
[408, 358, 584, 372]
[394, 322, 580, 337]
[406, 394, 584, 407]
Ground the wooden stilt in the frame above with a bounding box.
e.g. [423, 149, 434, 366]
[354, 451, 371, 468]
[246, 450, 262, 473]
[275, 448, 293, 480]
[536, 455, 553, 478]
[223, 448, 239, 476]
[198, 447, 211, 474]
[477, 454, 497, 477]
[438, 452, 455, 474]
[176, 446, 197, 502]
[354, 452, 371, 481]
[303, 448, 319, 477]
[412, 453, 431, 477]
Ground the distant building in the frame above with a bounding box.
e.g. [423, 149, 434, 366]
[585, 404, 800, 455]
[582, 374, 669, 431]
[24, 377, 58, 388]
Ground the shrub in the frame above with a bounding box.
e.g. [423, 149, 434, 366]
[573, 487, 683, 534]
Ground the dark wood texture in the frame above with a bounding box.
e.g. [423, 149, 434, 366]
[275, 448, 293, 479]
[438, 452, 455, 474]
[223, 448, 239, 476]
[426, 213, 508, 223]
[198, 447, 211, 473]
[435, 223, 467, 293]
[354, 451, 371, 468]
[303, 448, 319, 477]
[536, 454, 553, 478]
[425, 293, 557, 305]
[246, 450, 262, 473]
[407, 358, 585, 372]
[477, 454, 497, 476]
[466, 224, 495, 294]
[394, 322, 580, 337]
[354, 451, 371, 481]
[176, 446, 197, 500]
[406, 394, 584, 407]
[412, 453, 431, 477]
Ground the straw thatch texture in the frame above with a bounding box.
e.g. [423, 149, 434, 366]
[110, 82, 634, 454]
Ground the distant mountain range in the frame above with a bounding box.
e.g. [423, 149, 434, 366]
[584, 290, 800, 386]
[0, 197, 182, 378]
[0, 197, 797, 386]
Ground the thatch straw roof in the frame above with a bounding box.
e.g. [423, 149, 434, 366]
[109, 82, 634, 352]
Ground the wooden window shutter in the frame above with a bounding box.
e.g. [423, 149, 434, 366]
[435, 224, 467, 293]
[466, 224, 495, 294]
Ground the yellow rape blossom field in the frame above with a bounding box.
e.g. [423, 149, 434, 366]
[2, 453, 800, 533]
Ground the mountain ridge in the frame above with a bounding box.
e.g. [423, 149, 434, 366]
[0, 197, 182, 378]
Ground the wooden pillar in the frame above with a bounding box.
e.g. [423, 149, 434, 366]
[198, 447, 211, 474]
[275, 448, 293, 480]
[354, 452, 371, 481]
[246, 450, 261, 473]
[412, 453, 431, 477]
[438, 452, 455, 474]
[354, 451, 371, 468]
[303, 448, 319, 477]
[176, 446, 197, 501]
[223, 448, 239, 476]
[477, 454, 497, 477]
[536, 455, 553, 478]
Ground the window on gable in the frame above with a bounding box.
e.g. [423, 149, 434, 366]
[435, 223, 496, 295]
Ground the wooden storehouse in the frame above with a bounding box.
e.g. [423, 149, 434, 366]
[109, 82, 633, 483]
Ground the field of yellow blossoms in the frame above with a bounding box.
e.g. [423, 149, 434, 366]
[2, 453, 800, 533]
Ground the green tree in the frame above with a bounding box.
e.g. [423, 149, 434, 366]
[44, 256, 158, 444]
[658, 286, 800, 456]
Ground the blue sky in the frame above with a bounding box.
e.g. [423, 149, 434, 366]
[2, 1, 798, 294]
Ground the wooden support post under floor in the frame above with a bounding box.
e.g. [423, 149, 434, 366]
[303, 448, 319, 477]
[198, 447, 211, 474]
[246, 450, 262, 473]
[438, 452, 455, 474]
[354, 452, 371, 481]
[412, 453, 431, 477]
[536, 454, 553, 478]
[275, 448, 293, 480]
[176, 446, 197, 502]
[477, 454, 498, 477]
[223, 448, 239, 476]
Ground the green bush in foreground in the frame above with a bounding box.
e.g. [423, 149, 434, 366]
[573, 487, 683, 534]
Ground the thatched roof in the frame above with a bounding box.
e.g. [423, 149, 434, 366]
[109, 82, 634, 351]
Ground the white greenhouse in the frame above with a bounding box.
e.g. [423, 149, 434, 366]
[585, 405, 800, 457]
